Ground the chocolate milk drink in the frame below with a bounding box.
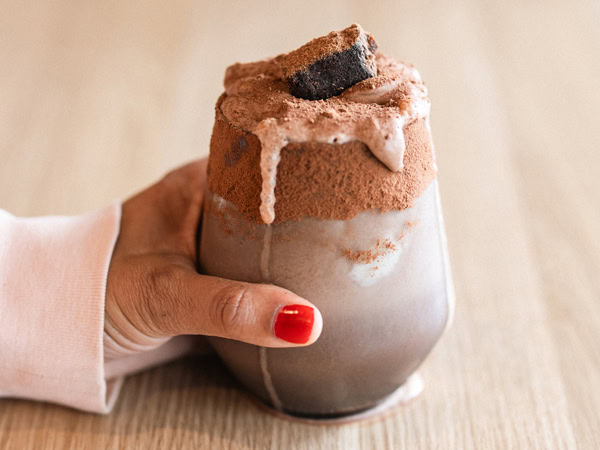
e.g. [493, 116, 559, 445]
[199, 25, 454, 417]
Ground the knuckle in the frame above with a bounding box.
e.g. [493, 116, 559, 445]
[146, 264, 180, 301]
[210, 284, 254, 336]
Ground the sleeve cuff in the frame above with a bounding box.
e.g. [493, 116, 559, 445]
[0, 204, 121, 413]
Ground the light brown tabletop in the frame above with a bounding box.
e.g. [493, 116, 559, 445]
[1, 0, 599, 448]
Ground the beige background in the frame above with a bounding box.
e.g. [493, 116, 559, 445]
[1, 0, 599, 448]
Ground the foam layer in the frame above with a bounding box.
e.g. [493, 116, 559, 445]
[208, 105, 435, 224]
[220, 53, 433, 223]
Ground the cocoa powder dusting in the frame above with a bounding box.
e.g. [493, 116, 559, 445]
[278, 24, 367, 75]
[207, 98, 435, 223]
[208, 47, 436, 224]
[342, 238, 398, 264]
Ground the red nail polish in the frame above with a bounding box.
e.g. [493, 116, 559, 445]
[274, 304, 314, 344]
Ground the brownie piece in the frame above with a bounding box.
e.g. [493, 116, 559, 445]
[278, 24, 378, 101]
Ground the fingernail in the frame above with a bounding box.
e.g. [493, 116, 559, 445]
[274, 304, 315, 344]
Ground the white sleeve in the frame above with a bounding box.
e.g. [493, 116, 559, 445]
[0, 204, 194, 413]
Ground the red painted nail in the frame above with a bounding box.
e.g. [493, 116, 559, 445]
[274, 304, 315, 344]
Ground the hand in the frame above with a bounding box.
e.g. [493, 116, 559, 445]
[105, 159, 322, 355]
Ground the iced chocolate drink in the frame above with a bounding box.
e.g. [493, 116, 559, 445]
[199, 24, 454, 417]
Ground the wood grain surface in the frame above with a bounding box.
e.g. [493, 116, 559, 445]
[1, 0, 599, 448]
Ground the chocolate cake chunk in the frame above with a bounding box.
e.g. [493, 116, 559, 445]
[278, 24, 378, 101]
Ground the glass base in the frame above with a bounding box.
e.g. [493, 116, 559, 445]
[246, 372, 424, 425]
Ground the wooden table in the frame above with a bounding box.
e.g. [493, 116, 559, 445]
[1, 0, 599, 448]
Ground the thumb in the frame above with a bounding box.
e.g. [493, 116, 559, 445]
[155, 270, 323, 348]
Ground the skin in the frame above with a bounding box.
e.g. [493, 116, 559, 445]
[105, 159, 323, 352]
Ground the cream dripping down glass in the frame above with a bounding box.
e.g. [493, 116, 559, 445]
[198, 25, 454, 418]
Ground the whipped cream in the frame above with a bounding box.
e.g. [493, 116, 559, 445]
[221, 54, 431, 224]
